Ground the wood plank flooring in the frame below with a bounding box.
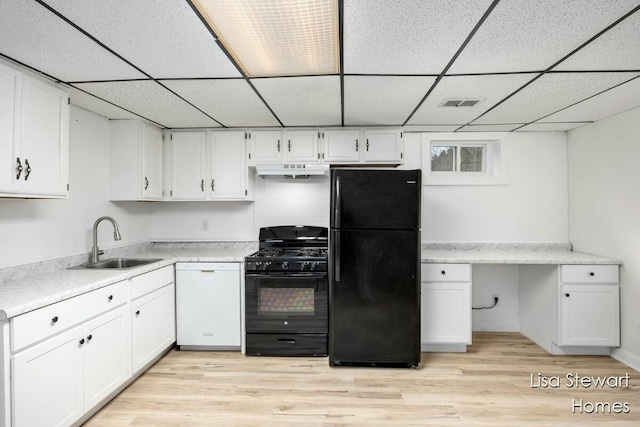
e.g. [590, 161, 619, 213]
[85, 333, 640, 426]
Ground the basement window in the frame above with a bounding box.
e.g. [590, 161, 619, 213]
[422, 133, 509, 186]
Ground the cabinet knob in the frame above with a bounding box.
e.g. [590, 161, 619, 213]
[87, 334, 93, 342]
[108, 295, 113, 302]
[51, 316, 59, 324]
[589, 272, 595, 277]
[441, 270, 446, 275]
[565, 293, 570, 297]
[135, 310, 140, 316]
[79, 338, 85, 345]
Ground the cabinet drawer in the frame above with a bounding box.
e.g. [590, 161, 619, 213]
[11, 280, 128, 352]
[561, 265, 619, 284]
[422, 263, 471, 282]
[131, 265, 174, 300]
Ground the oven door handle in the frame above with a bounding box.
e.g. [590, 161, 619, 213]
[245, 273, 327, 280]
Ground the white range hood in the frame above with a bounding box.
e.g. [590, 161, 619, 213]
[256, 164, 329, 179]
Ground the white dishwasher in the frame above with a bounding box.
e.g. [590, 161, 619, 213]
[175, 262, 241, 350]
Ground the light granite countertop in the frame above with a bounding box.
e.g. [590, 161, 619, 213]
[0, 242, 622, 321]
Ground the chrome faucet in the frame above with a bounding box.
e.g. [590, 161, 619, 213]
[91, 216, 122, 263]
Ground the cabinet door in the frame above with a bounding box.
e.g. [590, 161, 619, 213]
[82, 305, 131, 411]
[323, 130, 361, 163]
[172, 131, 207, 200]
[20, 76, 69, 197]
[248, 130, 283, 164]
[210, 131, 246, 199]
[131, 284, 176, 373]
[363, 129, 403, 163]
[560, 284, 620, 347]
[0, 63, 21, 194]
[286, 130, 321, 163]
[421, 282, 471, 344]
[12, 326, 83, 427]
[141, 124, 163, 200]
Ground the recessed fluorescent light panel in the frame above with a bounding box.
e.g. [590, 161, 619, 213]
[192, 0, 339, 77]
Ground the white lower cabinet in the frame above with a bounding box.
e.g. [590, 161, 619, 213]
[421, 263, 472, 348]
[11, 297, 130, 427]
[130, 265, 176, 374]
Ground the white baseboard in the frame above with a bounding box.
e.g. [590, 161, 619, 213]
[421, 343, 467, 353]
[472, 321, 520, 332]
[612, 347, 640, 373]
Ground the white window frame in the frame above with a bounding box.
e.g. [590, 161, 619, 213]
[422, 132, 509, 186]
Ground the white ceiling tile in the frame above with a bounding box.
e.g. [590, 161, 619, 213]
[43, 0, 241, 79]
[343, 0, 493, 74]
[457, 124, 522, 132]
[251, 76, 341, 126]
[161, 79, 279, 127]
[0, 0, 145, 82]
[68, 87, 144, 121]
[407, 74, 536, 125]
[541, 76, 640, 122]
[344, 76, 436, 125]
[448, 0, 640, 74]
[555, 11, 640, 71]
[73, 81, 221, 128]
[474, 72, 640, 124]
[516, 122, 589, 131]
[404, 125, 462, 132]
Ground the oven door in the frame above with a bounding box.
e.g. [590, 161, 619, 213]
[245, 272, 328, 334]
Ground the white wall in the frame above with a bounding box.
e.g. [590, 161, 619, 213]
[567, 106, 640, 367]
[422, 132, 569, 242]
[0, 106, 152, 268]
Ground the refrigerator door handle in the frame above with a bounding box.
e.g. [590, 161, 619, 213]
[334, 232, 340, 282]
[334, 176, 341, 228]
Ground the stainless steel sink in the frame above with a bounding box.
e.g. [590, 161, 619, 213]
[69, 258, 163, 270]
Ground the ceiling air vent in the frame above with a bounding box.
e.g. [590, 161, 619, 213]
[438, 98, 484, 108]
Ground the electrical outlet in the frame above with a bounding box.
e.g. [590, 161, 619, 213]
[492, 294, 500, 304]
[201, 220, 209, 232]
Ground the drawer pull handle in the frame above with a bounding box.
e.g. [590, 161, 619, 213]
[79, 338, 85, 345]
[277, 338, 296, 344]
[51, 316, 59, 324]
[108, 295, 113, 301]
[135, 310, 140, 316]
[565, 293, 570, 297]
[589, 272, 595, 277]
[87, 334, 93, 342]
[441, 270, 446, 275]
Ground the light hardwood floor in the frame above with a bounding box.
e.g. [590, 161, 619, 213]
[85, 333, 640, 426]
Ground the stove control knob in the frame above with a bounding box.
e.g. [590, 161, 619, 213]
[255, 262, 262, 269]
[310, 262, 317, 270]
[282, 261, 289, 270]
[263, 262, 271, 270]
[300, 262, 309, 270]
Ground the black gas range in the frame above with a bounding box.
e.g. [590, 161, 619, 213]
[245, 226, 328, 356]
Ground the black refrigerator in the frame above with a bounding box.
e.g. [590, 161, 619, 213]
[329, 168, 421, 368]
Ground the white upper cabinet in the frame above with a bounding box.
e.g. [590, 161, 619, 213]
[247, 129, 283, 164]
[170, 130, 251, 201]
[286, 130, 321, 163]
[323, 129, 361, 163]
[0, 61, 69, 198]
[363, 129, 403, 163]
[110, 120, 164, 201]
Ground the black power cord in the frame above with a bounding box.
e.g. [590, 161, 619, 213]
[472, 296, 499, 310]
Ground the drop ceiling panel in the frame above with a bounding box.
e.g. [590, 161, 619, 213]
[448, 0, 640, 74]
[541, 76, 640, 122]
[344, 76, 436, 125]
[161, 79, 279, 127]
[554, 11, 640, 71]
[407, 74, 535, 125]
[457, 124, 523, 132]
[404, 125, 462, 132]
[43, 0, 241, 79]
[73, 81, 221, 128]
[69, 87, 144, 121]
[474, 72, 640, 124]
[343, 0, 493, 74]
[0, 0, 145, 82]
[516, 122, 589, 131]
[251, 76, 341, 126]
